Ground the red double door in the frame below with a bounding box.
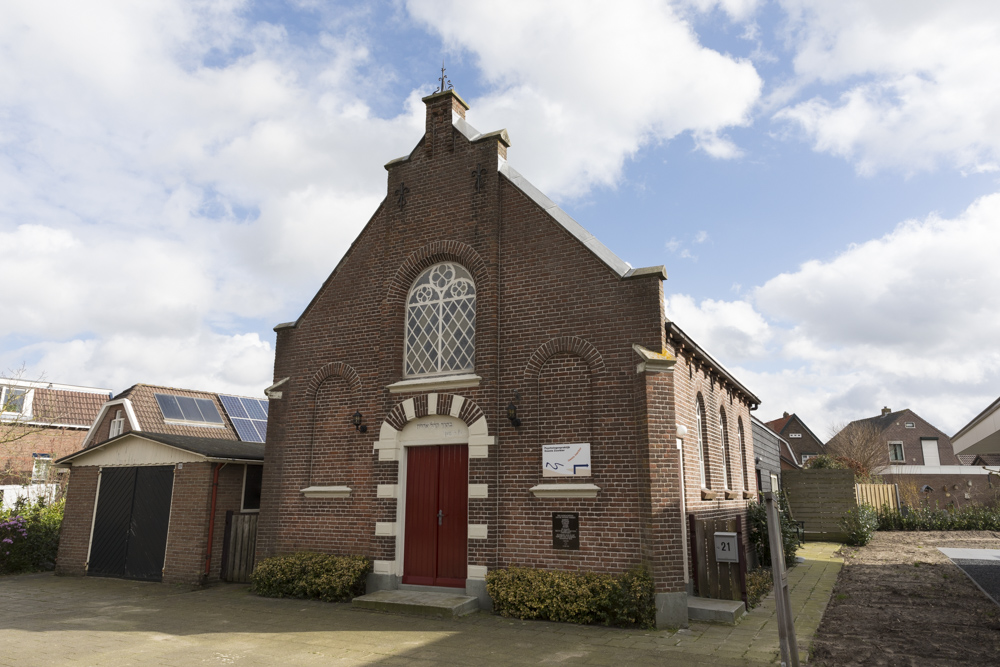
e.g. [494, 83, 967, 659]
[403, 445, 468, 588]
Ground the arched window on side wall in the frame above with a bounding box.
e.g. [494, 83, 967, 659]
[696, 395, 710, 488]
[404, 262, 476, 377]
[738, 417, 749, 491]
[720, 407, 731, 490]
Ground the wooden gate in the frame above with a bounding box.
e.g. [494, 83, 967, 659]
[855, 483, 899, 511]
[221, 511, 258, 583]
[688, 515, 748, 605]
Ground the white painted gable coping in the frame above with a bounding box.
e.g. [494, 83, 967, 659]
[633, 344, 677, 373]
[265, 377, 289, 399]
[529, 483, 601, 498]
[301, 486, 352, 499]
[81, 398, 141, 448]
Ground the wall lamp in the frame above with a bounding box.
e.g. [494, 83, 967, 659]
[352, 410, 368, 433]
[506, 401, 521, 428]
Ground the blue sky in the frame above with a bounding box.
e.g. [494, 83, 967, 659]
[2, 1, 1000, 436]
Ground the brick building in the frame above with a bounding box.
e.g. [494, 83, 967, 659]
[1, 379, 110, 508]
[55, 384, 265, 584]
[257, 89, 761, 628]
[764, 411, 825, 466]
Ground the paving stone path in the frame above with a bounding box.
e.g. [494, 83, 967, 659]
[0, 543, 841, 666]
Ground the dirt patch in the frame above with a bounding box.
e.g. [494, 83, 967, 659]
[811, 531, 1000, 666]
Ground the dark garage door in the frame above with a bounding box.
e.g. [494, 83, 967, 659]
[88, 466, 174, 581]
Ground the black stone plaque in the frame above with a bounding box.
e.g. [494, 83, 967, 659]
[552, 512, 580, 550]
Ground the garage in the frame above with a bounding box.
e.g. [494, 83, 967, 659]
[55, 432, 264, 585]
[88, 466, 174, 581]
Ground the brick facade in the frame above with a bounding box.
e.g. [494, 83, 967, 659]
[256, 90, 760, 627]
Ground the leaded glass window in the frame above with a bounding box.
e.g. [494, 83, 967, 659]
[405, 262, 476, 376]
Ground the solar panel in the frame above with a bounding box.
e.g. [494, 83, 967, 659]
[220, 394, 269, 443]
[231, 417, 263, 443]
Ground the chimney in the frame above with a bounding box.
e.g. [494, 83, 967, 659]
[422, 89, 469, 156]
[881, 406, 891, 416]
[783, 412, 789, 418]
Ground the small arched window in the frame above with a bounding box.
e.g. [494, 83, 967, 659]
[405, 262, 476, 376]
[696, 395, 710, 488]
[720, 407, 731, 490]
[738, 417, 749, 491]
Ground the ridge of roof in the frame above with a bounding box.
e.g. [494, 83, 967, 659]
[953, 395, 1000, 440]
[665, 320, 761, 406]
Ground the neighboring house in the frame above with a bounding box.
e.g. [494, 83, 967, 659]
[55, 384, 266, 584]
[256, 88, 762, 629]
[952, 395, 1000, 458]
[763, 412, 825, 465]
[751, 416, 799, 494]
[0, 378, 110, 509]
[839, 407, 994, 507]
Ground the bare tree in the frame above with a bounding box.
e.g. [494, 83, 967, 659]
[826, 420, 890, 481]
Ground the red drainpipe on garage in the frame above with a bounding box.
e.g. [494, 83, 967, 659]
[205, 463, 224, 578]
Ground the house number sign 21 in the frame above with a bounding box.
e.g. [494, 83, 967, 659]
[714, 531, 739, 563]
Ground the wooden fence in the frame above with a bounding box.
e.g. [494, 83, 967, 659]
[856, 483, 899, 511]
[688, 515, 748, 605]
[221, 511, 258, 583]
[783, 470, 900, 541]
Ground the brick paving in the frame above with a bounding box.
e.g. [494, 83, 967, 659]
[0, 543, 841, 666]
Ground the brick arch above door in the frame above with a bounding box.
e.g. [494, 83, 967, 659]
[374, 393, 494, 461]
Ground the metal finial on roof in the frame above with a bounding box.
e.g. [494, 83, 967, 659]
[438, 61, 453, 93]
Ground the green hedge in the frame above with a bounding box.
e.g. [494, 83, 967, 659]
[0, 497, 64, 574]
[746, 567, 773, 610]
[841, 505, 878, 546]
[250, 553, 371, 602]
[486, 565, 655, 629]
[877, 504, 1000, 531]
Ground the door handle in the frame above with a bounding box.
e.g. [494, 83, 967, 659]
[437, 510, 444, 525]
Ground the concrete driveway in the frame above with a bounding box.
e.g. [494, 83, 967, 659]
[0, 545, 842, 666]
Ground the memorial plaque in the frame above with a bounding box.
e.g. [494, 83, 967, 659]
[552, 512, 580, 550]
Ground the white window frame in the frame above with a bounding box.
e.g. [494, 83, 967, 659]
[241, 464, 263, 513]
[788, 433, 802, 438]
[719, 408, 730, 490]
[696, 398, 709, 488]
[1, 386, 33, 419]
[403, 262, 476, 378]
[31, 454, 52, 482]
[109, 409, 125, 438]
[801, 453, 815, 463]
[904, 422, 915, 428]
[888, 441, 905, 462]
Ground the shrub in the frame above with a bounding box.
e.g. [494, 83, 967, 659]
[0, 497, 64, 574]
[747, 493, 799, 568]
[250, 553, 371, 602]
[486, 565, 655, 629]
[877, 503, 1000, 532]
[804, 455, 846, 470]
[746, 567, 773, 610]
[841, 505, 878, 546]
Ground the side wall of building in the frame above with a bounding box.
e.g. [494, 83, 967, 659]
[751, 420, 782, 493]
[54, 465, 100, 576]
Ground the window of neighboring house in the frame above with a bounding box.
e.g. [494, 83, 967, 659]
[801, 453, 816, 463]
[697, 395, 710, 488]
[109, 409, 125, 437]
[904, 422, 915, 428]
[242, 465, 263, 512]
[788, 433, 802, 438]
[154, 393, 224, 426]
[31, 454, 51, 482]
[404, 262, 476, 377]
[719, 408, 731, 489]
[889, 442, 904, 462]
[1, 387, 29, 416]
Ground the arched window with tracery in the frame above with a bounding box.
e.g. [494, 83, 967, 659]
[696, 395, 710, 488]
[720, 407, 731, 490]
[405, 262, 476, 376]
[738, 417, 749, 491]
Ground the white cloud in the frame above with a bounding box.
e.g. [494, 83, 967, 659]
[774, 0, 1000, 174]
[666, 192, 1000, 433]
[405, 0, 762, 198]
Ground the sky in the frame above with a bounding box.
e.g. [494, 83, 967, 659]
[2, 0, 1000, 437]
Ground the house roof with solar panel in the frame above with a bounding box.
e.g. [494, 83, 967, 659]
[79, 383, 269, 450]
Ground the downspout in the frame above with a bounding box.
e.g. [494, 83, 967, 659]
[204, 462, 226, 579]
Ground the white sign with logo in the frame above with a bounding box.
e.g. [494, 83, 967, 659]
[542, 443, 591, 477]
